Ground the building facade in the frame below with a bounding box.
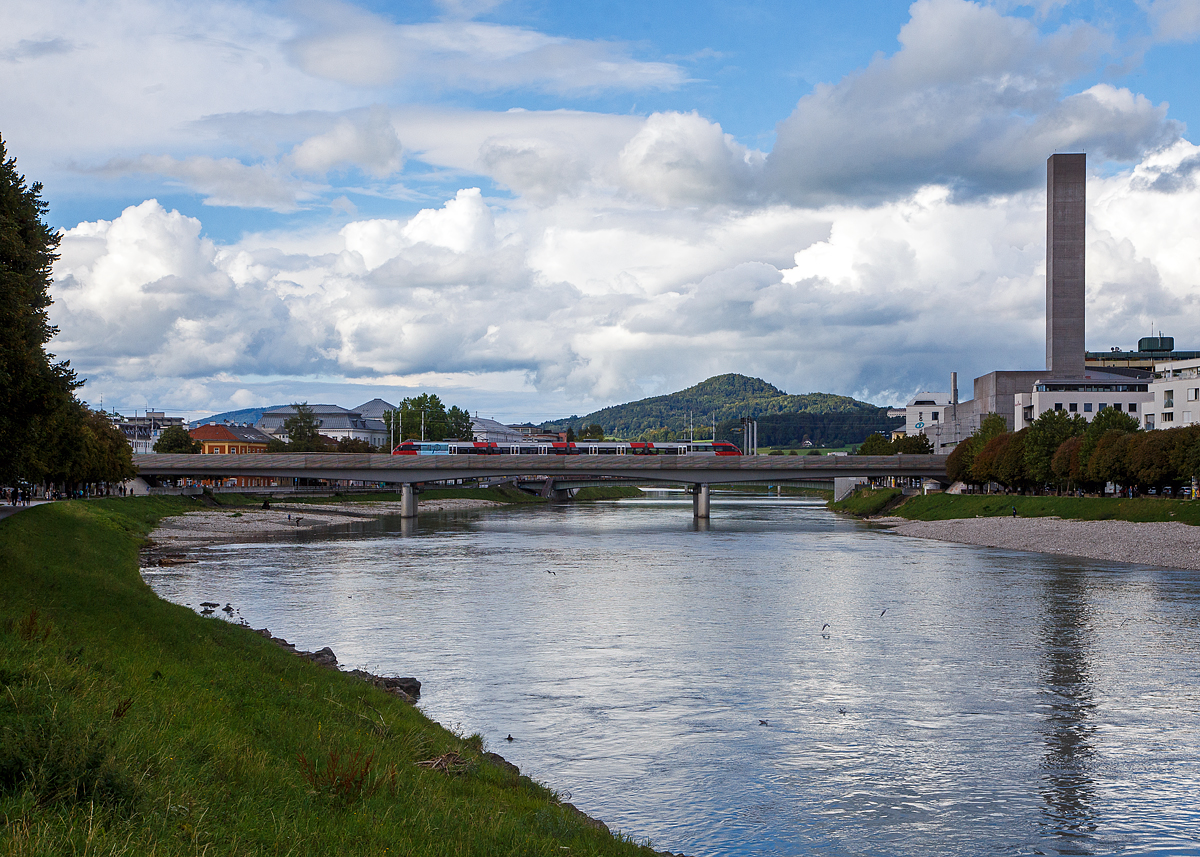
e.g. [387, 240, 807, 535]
[256, 404, 389, 447]
[1145, 357, 1200, 430]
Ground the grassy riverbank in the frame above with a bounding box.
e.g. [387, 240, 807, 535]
[830, 489, 1200, 525]
[0, 498, 659, 855]
[572, 486, 644, 500]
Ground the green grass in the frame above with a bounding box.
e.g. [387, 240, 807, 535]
[827, 487, 904, 517]
[0, 499, 661, 855]
[571, 486, 645, 501]
[886, 493, 1200, 525]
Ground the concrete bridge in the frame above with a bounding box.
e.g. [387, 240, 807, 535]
[134, 452, 948, 519]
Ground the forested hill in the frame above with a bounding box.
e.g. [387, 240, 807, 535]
[543, 374, 895, 443]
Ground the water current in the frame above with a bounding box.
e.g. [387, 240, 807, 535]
[143, 495, 1200, 856]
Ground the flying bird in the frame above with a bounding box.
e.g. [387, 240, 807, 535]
[546, 570, 556, 575]
[759, 719, 769, 726]
[880, 609, 887, 617]
[821, 623, 830, 631]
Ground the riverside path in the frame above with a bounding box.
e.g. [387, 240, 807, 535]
[133, 453, 948, 520]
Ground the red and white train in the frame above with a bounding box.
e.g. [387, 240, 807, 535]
[391, 440, 742, 456]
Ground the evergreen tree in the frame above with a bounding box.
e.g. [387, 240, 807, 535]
[282, 403, 326, 452]
[0, 135, 80, 483]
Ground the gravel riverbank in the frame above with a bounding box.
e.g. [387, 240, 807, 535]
[144, 497, 501, 554]
[873, 515, 1200, 570]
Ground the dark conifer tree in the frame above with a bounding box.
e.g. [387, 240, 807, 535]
[0, 135, 81, 483]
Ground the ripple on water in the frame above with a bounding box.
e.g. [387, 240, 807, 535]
[146, 497, 1200, 857]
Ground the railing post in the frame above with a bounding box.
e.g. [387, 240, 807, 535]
[693, 483, 710, 519]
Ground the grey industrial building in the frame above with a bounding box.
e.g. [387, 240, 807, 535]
[904, 153, 1180, 449]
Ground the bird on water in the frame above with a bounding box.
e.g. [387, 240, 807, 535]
[506, 734, 514, 742]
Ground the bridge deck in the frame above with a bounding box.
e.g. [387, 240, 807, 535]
[133, 453, 948, 485]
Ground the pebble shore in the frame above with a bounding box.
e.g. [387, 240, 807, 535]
[873, 515, 1200, 570]
[145, 498, 501, 553]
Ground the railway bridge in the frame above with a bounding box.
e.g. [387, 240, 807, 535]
[133, 453, 949, 520]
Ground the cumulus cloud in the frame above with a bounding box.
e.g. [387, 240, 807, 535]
[1143, 0, 1200, 41]
[288, 109, 403, 177]
[287, 2, 685, 92]
[765, 0, 1181, 203]
[50, 139, 1200, 419]
[617, 111, 765, 206]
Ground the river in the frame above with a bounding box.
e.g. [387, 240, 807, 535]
[143, 495, 1200, 856]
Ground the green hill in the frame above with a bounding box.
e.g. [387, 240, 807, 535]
[543, 374, 899, 445]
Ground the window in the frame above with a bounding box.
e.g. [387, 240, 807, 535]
[1055, 403, 1063, 411]
[1163, 412, 1175, 423]
[1099, 403, 1108, 411]
[1185, 411, 1194, 424]
[1069, 403, 1077, 412]
[1113, 403, 1122, 411]
[1146, 414, 1155, 429]
[1128, 403, 1137, 412]
[1165, 390, 1175, 408]
[931, 411, 939, 421]
[1189, 388, 1198, 401]
[1084, 402, 1093, 413]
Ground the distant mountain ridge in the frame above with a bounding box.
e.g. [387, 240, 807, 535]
[542, 374, 890, 441]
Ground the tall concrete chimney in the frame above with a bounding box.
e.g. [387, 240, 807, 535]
[1046, 153, 1086, 376]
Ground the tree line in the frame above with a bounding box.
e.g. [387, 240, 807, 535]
[1, 136, 133, 490]
[946, 409, 1200, 494]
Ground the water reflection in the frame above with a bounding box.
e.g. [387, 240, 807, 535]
[1037, 564, 1098, 846]
[143, 497, 1200, 856]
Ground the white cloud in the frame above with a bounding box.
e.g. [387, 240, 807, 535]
[96, 155, 309, 211]
[50, 140, 1200, 419]
[288, 109, 403, 178]
[617, 111, 765, 206]
[287, 3, 685, 93]
[1143, 0, 1200, 41]
[765, 0, 1180, 202]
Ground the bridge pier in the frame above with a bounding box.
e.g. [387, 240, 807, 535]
[400, 483, 418, 518]
[692, 483, 710, 519]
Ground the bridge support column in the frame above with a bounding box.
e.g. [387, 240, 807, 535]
[400, 483, 418, 519]
[692, 483, 710, 519]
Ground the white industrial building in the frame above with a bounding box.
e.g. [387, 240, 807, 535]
[1145, 357, 1200, 430]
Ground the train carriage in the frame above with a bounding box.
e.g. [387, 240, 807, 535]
[391, 440, 742, 456]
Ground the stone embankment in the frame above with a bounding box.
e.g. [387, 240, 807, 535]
[874, 515, 1200, 570]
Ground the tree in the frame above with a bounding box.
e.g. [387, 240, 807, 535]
[336, 437, 374, 453]
[946, 435, 980, 483]
[892, 433, 934, 454]
[971, 433, 1010, 486]
[445, 406, 474, 440]
[1024, 409, 1086, 488]
[857, 433, 893, 455]
[0, 134, 81, 484]
[977, 413, 1009, 443]
[1051, 435, 1084, 489]
[565, 426, 576, 443]
[282, 403, 325, 452]
[580, 423, 605, 440]
[1078, 407, 1140, 476]
[153, 425, 201, 454]
[1088, 430, 1135, 490]
[995, 428, 1030, 491]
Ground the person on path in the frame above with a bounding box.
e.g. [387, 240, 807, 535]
[1011, 506, 1017, 518]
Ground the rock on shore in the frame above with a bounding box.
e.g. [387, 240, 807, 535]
[874, 515, 1200, 570]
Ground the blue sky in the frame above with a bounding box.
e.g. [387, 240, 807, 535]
[5, 0, 1200, 421]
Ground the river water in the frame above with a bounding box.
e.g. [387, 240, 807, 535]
[143, 496, 1200, 856]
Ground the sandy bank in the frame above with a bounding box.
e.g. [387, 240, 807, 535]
[872, 515, 1200, 570]
[145, 497, 501, 554]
